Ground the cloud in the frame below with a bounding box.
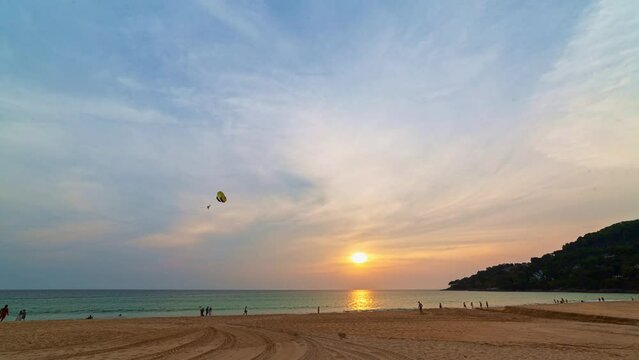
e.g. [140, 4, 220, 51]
[531, 0, 639, 169]
[133, 193, 309, 248]
[24, 221, 112, 245]
[0, 87, 180, 125]
[197, 0, 266, 41]
[2, 0, 638, 289]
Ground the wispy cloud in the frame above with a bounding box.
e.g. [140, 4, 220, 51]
[24, 221, 112, 245]
[0, 88, 180, 125]
[197, 0, 265, 40]
[532, 0, 639, 169]
[1, 0, 637, 289]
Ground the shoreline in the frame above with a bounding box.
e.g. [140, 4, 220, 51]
[4, 299, 636, 324]
[3, 289, 636, 322]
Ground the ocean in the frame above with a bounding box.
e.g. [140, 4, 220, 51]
[1, 289, 636, 321]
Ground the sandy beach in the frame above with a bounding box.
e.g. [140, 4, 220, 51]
[0, 301, 637, 359]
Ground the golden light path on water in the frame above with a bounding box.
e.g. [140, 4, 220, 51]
[347, 289, 377, 311]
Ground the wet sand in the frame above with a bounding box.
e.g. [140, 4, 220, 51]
[1, 301, 638, 359]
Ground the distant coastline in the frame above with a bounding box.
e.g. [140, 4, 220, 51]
[444, 288, 639, 293]
[447, 219, 639, 292]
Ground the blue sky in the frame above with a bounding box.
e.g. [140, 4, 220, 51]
[1, 0, 638, 289]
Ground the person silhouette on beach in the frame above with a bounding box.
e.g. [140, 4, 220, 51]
[463, 302, 467, 309]
[244, 306, 248, 316]
[418, 301, 423, 314]
[86, 315, 93, 319]
[0, 305, 8, 322]
[471, 302, 474, 309]
[439, 303, 442, 309]
[479, 302, 483, 309]
[200, 307, 204, 316]
[317, 306, 320, 314]
[485, 301, 489, 308]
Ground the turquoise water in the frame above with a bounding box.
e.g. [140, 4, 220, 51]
[0, 290, 636, 321]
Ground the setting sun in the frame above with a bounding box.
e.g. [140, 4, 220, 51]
[351, 252, 368, 264]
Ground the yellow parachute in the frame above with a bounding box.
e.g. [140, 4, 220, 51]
[206, 191, 227, 210]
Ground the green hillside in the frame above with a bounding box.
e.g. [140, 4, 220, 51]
[447, 220, 639, 291]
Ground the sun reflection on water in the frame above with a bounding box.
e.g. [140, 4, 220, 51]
[348, 289, 377, 311]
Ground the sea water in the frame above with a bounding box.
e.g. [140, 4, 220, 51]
[0, 289, 636, 321]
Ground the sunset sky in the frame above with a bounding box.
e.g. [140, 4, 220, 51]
[1, 0, 638, 289]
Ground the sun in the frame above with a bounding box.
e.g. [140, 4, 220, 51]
[351, 252, 368, 264]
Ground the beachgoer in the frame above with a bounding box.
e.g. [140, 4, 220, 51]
[439, 303, 442, 309]
[200, 307, 204, 317]
[418, 301, 423, 314]
[244, 306, 248, 316]
[86, 315, 93, 319]
[479, 301, 483, 309]
[486, 301, 489, 308]
[602, 297, 605, 302]
[0, 305, 8, 322]
[471, 302, 474, 309]
[463, 302, 467, 308]
[16, 310, 23, 321]
[317, 306, 320, 314]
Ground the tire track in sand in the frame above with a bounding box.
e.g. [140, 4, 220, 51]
[132, 326, 218, 360]
[308, 334, 414, 360]
[245, 328, 277, 360]
[185, 328, 238, 360]
[199, 324, 279, 360]
[298, 335, 331, 359]
[42, 329, 200, 360]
